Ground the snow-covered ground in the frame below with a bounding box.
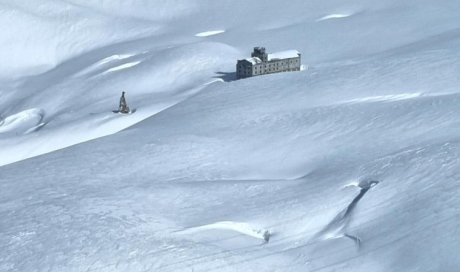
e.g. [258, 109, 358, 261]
[2, 1, 460, 271]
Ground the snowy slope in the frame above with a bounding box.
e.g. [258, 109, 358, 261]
[2, 1, 460, 272]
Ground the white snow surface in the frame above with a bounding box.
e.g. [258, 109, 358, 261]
[2, 1, 460, 271]
[268, 50, 301, 60]
[195, 30, 226, 37]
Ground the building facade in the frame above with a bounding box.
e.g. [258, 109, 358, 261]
[236, 47, 301, 79]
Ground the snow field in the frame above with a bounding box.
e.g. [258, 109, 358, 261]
[2, 0, 460, 271]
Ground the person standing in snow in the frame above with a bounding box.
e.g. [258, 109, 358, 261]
[118, 91, 130, 113]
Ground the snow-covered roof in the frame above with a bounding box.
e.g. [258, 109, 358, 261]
[239, 50, 300, 65]
[268, 50, 300, 60]
[243, 57, 263, 65]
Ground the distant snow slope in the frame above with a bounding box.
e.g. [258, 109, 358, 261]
[2, 1, 460, 272]
[0, 42, 238, 165]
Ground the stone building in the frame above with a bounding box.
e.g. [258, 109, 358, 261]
[236, 47, 301, 79]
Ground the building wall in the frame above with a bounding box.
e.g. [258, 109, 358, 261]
[237, 55, 301, 79]
[236, 61, 253, 78]
[252, 56, 301, 76]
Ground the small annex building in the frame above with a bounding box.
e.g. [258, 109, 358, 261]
[236, 47, 301, 79]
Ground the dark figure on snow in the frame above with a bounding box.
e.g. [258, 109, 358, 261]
[119, 91, 130, 113]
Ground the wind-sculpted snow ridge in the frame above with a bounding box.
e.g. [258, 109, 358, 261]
[314, 180, 379, 247]
[102, 61, 142, 74]
[0, 109, 45, 137]
[179, 221, 271, 242]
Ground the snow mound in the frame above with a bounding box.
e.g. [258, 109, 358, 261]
[0, 109, 45, 136]
[317, 13, 353, 22]
[195, 30, 226, 37]
[180, 221, 270, 242]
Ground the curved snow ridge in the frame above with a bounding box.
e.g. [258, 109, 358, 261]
[179, 221, 271, 242]
[0, 108, 45, 135]
[98, 54, 137, 65]
[342, 93, 422, 104]
[195, 30, 225, 37]
[73, 53, 144, 77]
[102, 60, 142, 74]
[203, 78, 225, 85]
[316, 13, 353, 22]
